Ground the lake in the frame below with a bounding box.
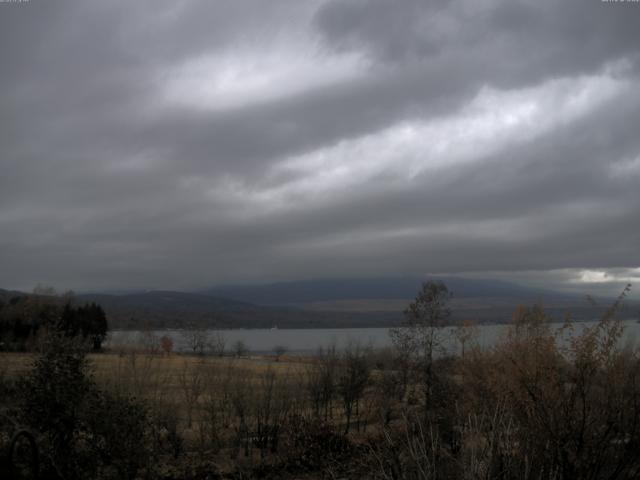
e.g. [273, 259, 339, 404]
[107, 319, 640, 355]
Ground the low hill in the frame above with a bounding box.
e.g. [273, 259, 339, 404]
[2, 278, 635, 329]
[74, 290, 404, 329]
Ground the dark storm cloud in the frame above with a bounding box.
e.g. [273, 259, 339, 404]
[314, 0, 640, 76]
[0, 0, 639, 295]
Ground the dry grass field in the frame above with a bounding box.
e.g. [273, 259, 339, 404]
[2, 349, 349, 477]
[1, 351, 308, 377]
[1, 350, 312, 409]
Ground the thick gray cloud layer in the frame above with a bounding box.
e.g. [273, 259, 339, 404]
[1, 0, 639, 294]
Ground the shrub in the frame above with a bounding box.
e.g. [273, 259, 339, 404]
[17, 332, 151, 479]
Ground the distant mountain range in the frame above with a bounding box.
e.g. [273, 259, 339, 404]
[1, 277, 635, 329]
[201, 276, 577, 305]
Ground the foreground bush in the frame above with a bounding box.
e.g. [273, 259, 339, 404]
[17, 333, 150, 480]
[459, 290, 640, 480]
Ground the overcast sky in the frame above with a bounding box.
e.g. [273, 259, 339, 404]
[1, 0, 639, 296]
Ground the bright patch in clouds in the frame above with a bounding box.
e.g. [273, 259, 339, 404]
[215, 67, 629, 212]
[576, 269, 640, 284]
[578, 270, 612, 283]
[162, 41, 369, 110]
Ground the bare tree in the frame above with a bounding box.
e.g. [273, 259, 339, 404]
[273, 344, 287, 361]
[306, 345, 338, 421]
[373, 365, 404, 426]
[338, 343, 370, 434]
[159, 334, 174, 355]
[181, 325, 209, 355]
[199, 360, 238, 452]
[389, 280, 451, 413]
[229, 371, 252, 458]
[208, 330, 226, 357]
[452, 319, 479, 360]
[232, 339, 248, 357]
[253, 368, 293, 456]
[178, 359, 205, 428]
[137, 327, 160, 355]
